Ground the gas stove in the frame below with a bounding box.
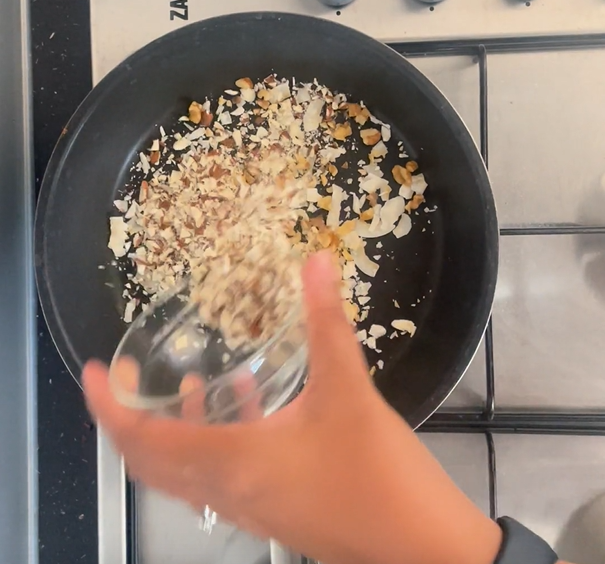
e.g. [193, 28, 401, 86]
[25, 1, 605, 563]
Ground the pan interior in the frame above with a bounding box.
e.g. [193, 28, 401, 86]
[35, 13, 497, 427]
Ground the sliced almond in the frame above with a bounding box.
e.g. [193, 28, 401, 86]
[138, 180, 149, 203]
[173, 137, 191, 151]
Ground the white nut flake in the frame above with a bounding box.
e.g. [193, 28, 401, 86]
[108, 75, 429, 357]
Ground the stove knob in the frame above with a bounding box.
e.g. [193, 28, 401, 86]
[317, 0, 356, 6]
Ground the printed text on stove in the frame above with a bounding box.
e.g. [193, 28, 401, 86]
[169, 0, 188, 20]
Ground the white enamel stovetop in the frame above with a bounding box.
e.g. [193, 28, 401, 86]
[90, 2, 605, 564]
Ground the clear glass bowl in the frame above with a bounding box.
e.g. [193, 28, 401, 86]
[109, 283, 307, 424]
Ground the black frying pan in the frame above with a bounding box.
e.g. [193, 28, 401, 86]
[34, 12, 498, 428]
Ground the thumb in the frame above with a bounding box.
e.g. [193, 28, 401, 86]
[302, 251, 369, 388]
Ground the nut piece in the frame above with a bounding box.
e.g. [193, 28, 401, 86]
[359, 208, 374, 222]
[112, 75, 427, 356]
[333, 122, 353, 141]
[406, 160, 419, 173]
[173, 137, 191, 151]
[405, 194, 425, 213]
[200, 110, 214, 127]
[392, 164, 412, 186]
[346, 103, 371, 125]
[138, 180, 149, 203]
[391, 319, 417, 336]
[188, 101, 203, 124]
[356, 107, 371, 126]
[317, 196, 332, 211]
[235, 77, 254, 90]
[360, 128, 381, 146]
[367, 193, 378, 207]
[346, 103, 362, 118]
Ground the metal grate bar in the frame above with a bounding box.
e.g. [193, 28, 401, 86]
[424, 412, 605, 435]
[484, 323, 496, 420]
[486, 433, 498, 520]
[476, 44, 497, 423]
[392, 33, 605, 58]
[126, 479, 138, 564]
[501, 225, 605, 236]
[478, 44, 489, 168]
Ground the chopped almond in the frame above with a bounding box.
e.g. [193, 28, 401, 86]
[188, 101, 203, 124]
[360, 208, 374, 221]
[360, 128, 381, 146]
[406, 160, 419, 173]
[333, 122, 353, 141]
[393, 164, 412, 186]
[111, 76, 426, 355]
[200, 111, 213, 127]
[317, 196, 332, 211]
[336, 220, 356, 237]
[405, 194, 425, 212]
[235, 77, 254, 90]
[356, 107, 371, 126]
[346, 103, 362, 118]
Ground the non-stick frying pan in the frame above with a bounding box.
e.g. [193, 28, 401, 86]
[34, 12, 498, 428]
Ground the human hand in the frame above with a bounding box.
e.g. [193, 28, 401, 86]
[83, 251, 501, 564]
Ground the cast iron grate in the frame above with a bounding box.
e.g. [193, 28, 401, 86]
[395, 34, 605, 522]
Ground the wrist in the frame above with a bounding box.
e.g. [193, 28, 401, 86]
[368, 418, 502, 564]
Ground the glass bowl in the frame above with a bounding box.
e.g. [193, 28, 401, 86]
[109, 283, 307, 424]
